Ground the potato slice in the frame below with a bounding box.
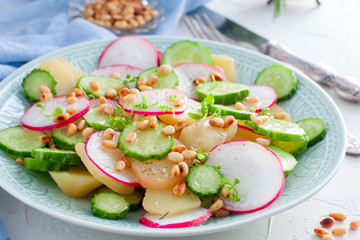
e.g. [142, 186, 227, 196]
[143, 188, 201, 216]
[56, 57, 87, 82]
[212, 54, 237, 82]
[269, 104, 292, 121]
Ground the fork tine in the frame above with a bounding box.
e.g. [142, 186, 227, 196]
[201, 13, 227, 43]
[183, 15, 206, 39]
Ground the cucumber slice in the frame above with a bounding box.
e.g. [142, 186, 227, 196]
[297, 118, 326, 146]
[186, 164, 223, 199]
[22, 69, 56, 102]
[138, 67, 179, 89]
[161, 40, 213, 66]
[83, 106, 114, 131]
[209, 104, 256, 120]
[124, 189, 144, 212]
[118, 122, 174, 162]
[51, 123, 86, 150]
[77, 75, 123, 99]
[0, 126, 46, 157]
[266, 144, 298, 177]
[31, 148, 81, 165]
[91, 192, 130, 220]
[24, 157, 71, 171]
[247, 119, 307, 142]
[255, 64, 297, 102]
[196, 82, 250, 105]
[273, 138, 309, 157]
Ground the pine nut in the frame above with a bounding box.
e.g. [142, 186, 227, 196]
[314, 228, 329, 237]
[40, 92, 52, 102]
[116, 160, 127, 172]
[67, 92, 76, 98]
[122, 110, 131, 118]
[119, 87, 130, 97]
[124, 132, 137, 144]
[66, 123, 77, 136]
[139, 85, 153, 91]
[331, 226, 346, 236]
[275, 112, 288, 120]
[121, 93, 137, 103]
[321, 235, 335, 240]
[89, 81, 100, 91]
[161, 125, 175, 136]
[245, 96, 259, 105]
[82, 127, 95, 138]
[171, 164, 180, 177]
[259, 115, 270, 124]
[40, 135, 52, 143]
[320, 217, 335, 228]
[133, 114, 144, 121]
[167, 152, 184, 163]
[235, 102, 245, 110]
[350, 220, 360, 230]
[174, 98, 185, 107]
[221, 185, 232, 199]
[171, 144, 186, 153]
[39, 85, 51, 94]
[209, 72, 224, 81]
[181, 150, 197, 161]
[255, 137, 270, 147]
[329, 212, 347, 221]
[159, 64, 172, 75]
[73, 88, 83, 96]
[193, 76, 206, 86]
[53, 112, 70, 123]
[76, 119, 86, 131]
[148, 116, 157, 128]
[103, 128, 115, 140]
[97, 104, 106, 113]
[66, 96, 77, 104]
[174, 122, 188, 132]
[178, 162, 189, 177]
[66, 105, 78, 115]
[250, 114, 262, 125]
[223, 115, 235, 128]
[98, 96, 108, 105]
[214, 209, 229, 218]
[137, 77, 147, 86]
[173, 182, 186, 196]
[102, 140, 117, 150]
[146, 75, 158, 86]
[210, 199, 224, 212]
[15, 157, 24, 166]
[49, 144, 57, 148]
[103, 104, 114, 115]
[105, 88, 118, 99]
[209, 118, 224, 128]
[114, 84, 125, 92]
[129, 88, 140, 96]
[136, 119, 149, 130]
[110, 72, 121, 78]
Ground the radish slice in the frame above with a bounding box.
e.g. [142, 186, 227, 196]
[98, 36, 158, 70]
[89, 97, 118, 107]
[237, 123, 258, 134]
[243, 85, 277, 112]
[173, 62, 228, 99]
[139, 207, 212, 228]
[207, 141, 284, 213]
[21, 95, 90, 131]
[85, 130, 140, 187]
[118, 89, 187, 115]
[157, 51, 163, 66]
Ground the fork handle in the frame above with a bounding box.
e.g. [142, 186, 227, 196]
[263, 40, 360, 102]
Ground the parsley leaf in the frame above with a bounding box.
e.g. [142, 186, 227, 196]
[132, 96, 158, 110]
[187, 94, 220, 120]
[108, 105, 132, 131]
[222, 177, 241, 202]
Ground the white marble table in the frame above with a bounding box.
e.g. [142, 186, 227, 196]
[1, 0, 360, 239]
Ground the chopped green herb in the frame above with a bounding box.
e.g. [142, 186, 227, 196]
[222, 177, 241, 202]
[187, 94, 220, 120]
[132, 96, 158, 110]
[108, 105, 132, 131]
[169, 94, 178, 103]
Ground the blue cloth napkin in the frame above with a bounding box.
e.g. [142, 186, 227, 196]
[0, 0, 210, 81]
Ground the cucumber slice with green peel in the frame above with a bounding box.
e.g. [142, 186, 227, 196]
[161, 40, 213, 66]
[255, 64, 297, 102]
[297, 118, 326, 146]
[273, 138, 309, 157]
[124, 189, 144, 212]
[0, 126, 46, 157]
[196, 82, 250, 105]
[77, 75, 123, 99]
[247, 119, 307, 142]
[24, 157, 71, 171]
[51, 123, 86, 150]
[266, 144, 298, 177]
[118, 122, 174, 162]
[31, 148, 81, 165]
[186, 164, 223, 199]
[91, 192, 130, 220]
[83, 106, 114, 131]
[138, 67, 179, 89]
[22, 69, 56, 102]
[209, 104, 257, 120]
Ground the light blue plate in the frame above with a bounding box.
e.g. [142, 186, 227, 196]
[0, 36, 346, 237]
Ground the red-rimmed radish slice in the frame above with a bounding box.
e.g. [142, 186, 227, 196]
[85, 130, 140, 187]
[89, 97, 118, 108]
[139, 207, 212, 228]
[235, 123, 267, 142]
[173, 62, 228, 99]
[243, 85, 277, 112]
[207, 141, 284, 213]
[118, 89, 187, 115]
[157, 51, 163, 66]
[98, 36, 158, 70]
[21, 95, 90, 131]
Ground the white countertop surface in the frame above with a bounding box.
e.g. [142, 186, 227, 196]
[1, 0, 360, 239]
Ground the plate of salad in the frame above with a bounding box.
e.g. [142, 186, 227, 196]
[0, 36, 346, 237]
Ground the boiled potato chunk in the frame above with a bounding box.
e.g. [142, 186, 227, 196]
[179, 117, 237, 152]
[143, 188, 201, 216]
[49, 166, 102, 198]
[56, 57, 86, 81]
[212, 54, 237, 82]
[75, 143, 134, 195]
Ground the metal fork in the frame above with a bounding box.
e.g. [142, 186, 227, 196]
[184, 13, 360, 156]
